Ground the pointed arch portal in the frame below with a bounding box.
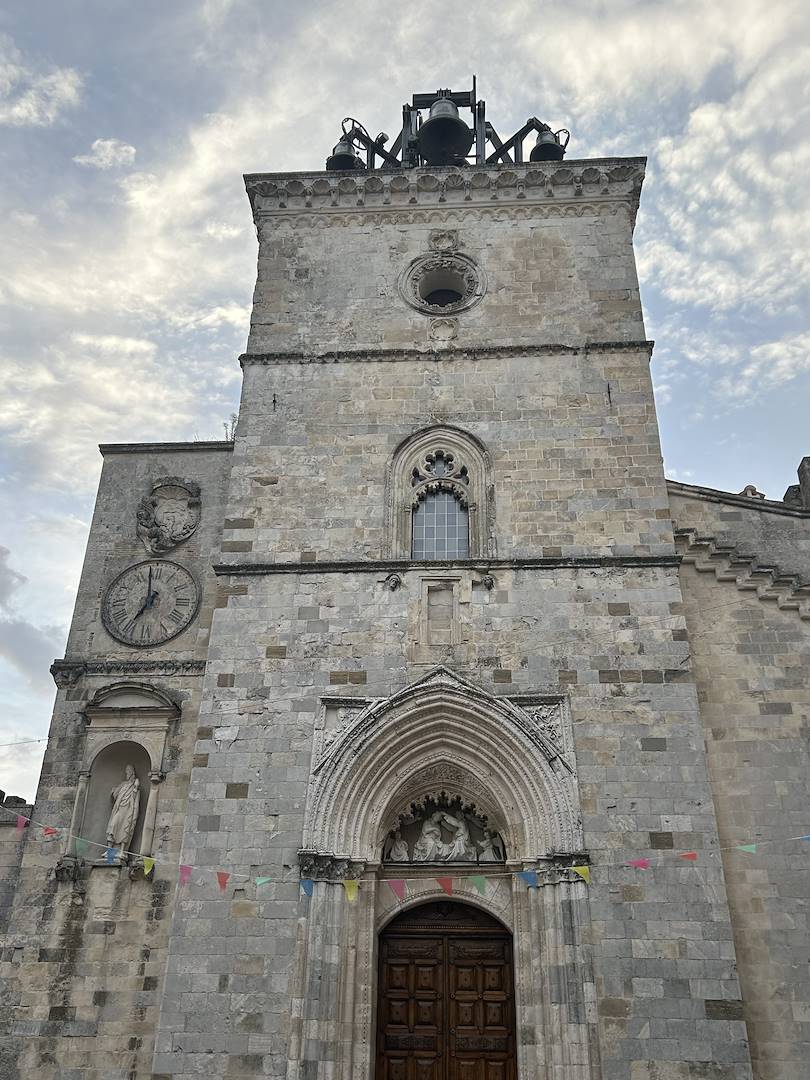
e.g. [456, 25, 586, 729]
[287, 670, 600, 1080]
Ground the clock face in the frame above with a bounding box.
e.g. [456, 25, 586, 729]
[102, 560, 200, 647]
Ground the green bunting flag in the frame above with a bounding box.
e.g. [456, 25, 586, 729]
[255, 876, 272, 887]
[74, 838, 90, 857]
[736, 844, 757, 854]
[467, 875, 487, 895]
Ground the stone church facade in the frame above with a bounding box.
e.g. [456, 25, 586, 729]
[1, 119, 809, 1080]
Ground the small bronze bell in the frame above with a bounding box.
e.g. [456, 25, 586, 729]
[416, 96, 474, 166]
[529, 127, 569, 162]
[325, 135, 364, 171]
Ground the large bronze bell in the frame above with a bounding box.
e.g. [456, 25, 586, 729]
[326, 135, 364, 171]
[416, 97, 474, 166]
[529, 127, 569, 162]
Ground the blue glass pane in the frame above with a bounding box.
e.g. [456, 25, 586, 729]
[412, 491, 469, 559]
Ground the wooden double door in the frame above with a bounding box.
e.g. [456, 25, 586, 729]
[376, 901, 517, 1080]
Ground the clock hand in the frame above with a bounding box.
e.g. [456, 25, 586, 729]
[134, 567, 156, 619]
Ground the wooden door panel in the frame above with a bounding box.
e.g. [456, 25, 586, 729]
[377, 908, 516, 1080]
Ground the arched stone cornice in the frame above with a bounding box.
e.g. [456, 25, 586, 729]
[303, 667, 580, 862]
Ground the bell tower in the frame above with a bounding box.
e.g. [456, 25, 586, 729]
[151, 83, 753, 1080]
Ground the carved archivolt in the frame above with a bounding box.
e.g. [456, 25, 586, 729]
[385, 424, 494, 558]
[302, 667, 581, 862]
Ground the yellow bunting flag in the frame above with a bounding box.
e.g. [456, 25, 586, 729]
[143, 857, 155, 877]
[572, 865, 590, 884]
[343, 879, 359, 903]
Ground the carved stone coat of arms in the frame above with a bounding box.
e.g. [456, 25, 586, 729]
[136, 478, 201, 555]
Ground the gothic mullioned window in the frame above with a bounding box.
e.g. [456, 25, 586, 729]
[411, 450, 470, 559]
[386, 425, 494, 559]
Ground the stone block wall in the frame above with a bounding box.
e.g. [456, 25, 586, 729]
[672, 485, 810, 1080]
[0, 443, 232, 1079]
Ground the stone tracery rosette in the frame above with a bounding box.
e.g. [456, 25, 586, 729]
[398, 251, 486, 316]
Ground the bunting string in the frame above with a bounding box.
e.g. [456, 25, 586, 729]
[1, 802, 808, 900]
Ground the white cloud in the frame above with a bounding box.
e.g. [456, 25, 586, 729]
[0, 547, 63, 694]
[74, 137, 137, 169]
[0, 33, 82, 126]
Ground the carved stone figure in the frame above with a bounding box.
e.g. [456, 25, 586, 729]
[136, 477, 201, 555]
[105, 764, 141, 858]
[412, 812, 447, 862]
[388, 830, 410, 862]
[441, 811, 477, 861]
[477, 829, 504, 863]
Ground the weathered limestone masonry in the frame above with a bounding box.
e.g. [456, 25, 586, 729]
[670, 480, 810, 1080]
[0, 444, 231, 1079]
[144, 158, 751, 1080]
[3, 147, 808, 1080]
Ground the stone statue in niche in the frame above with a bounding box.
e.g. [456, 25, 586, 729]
[385, 795, 505, 865]
[136, 477, 201, 555]
[105, 764, 141, 860]
[477, 829, 504, 863]
[388, 829, 410, 862]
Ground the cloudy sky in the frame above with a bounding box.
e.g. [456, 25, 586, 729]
[1, 0, 808, 802]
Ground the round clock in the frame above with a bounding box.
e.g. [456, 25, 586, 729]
[101, 560, 200, 647]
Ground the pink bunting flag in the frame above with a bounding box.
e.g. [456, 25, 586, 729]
[387, 879, 407, 901]
[436, 877, 453, 896]
[217, 871, 230, 892]
[628, 858, 651, 870]
[572, 865, 591, 884]
[179, 864, 193, 885]
[678, 851, 698, 861]
[343, 880, 359, 903]
[15, 815, 28, 834]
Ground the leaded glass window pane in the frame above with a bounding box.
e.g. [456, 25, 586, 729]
[411, 490, 469, 559]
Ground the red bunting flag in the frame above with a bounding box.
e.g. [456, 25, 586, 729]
[678, 851, 698, 861]
[42, 826, 59, 839]
[387, 879, 407, 901]
[15, 815, 28, 833]
[628, 858, 650, 870]
[179, 864, 192, 885]
[217, 871, 230, 892]
[436, 877, 453, 896]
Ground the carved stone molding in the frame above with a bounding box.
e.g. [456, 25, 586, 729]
[51, 659, 206, 687]
[297, 850, 366, 880]
[245, 158, 645, 223]
[303, 666, 581, 863]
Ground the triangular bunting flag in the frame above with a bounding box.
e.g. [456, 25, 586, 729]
[800, 836, 810, 842]
[678, 851, 698, 861]
[343, 880, 359, 903]
[387, 879, 407, 901]
[300, 878, 314, 897]
[179, 864, 192, 885]
[468, 875, 487, 895]
[74, 838, 90, 858]
[105, 846, 118, 865]
[42, 826, 58, 838]
[436, 877, 453, 896]
[736, 844, 757, 854]
[628, 858, 651, 869]
[518, 870, 539, 888]
[217, 871, 230, 892]
[15, 815, 28, 833]
[143, 857, 155, 877]
[255, 876, 272, 887]
[572, 865, 591, 883]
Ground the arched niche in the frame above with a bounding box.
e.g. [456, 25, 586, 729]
[385, 424, 495, 558]
[64, 681, 180, 865]
[81, 741, 151, 859]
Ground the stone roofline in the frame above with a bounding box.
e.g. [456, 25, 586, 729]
[244, 156, 647, 222]
[667, 478, 810, 519]
[98, 440, 234, 457]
